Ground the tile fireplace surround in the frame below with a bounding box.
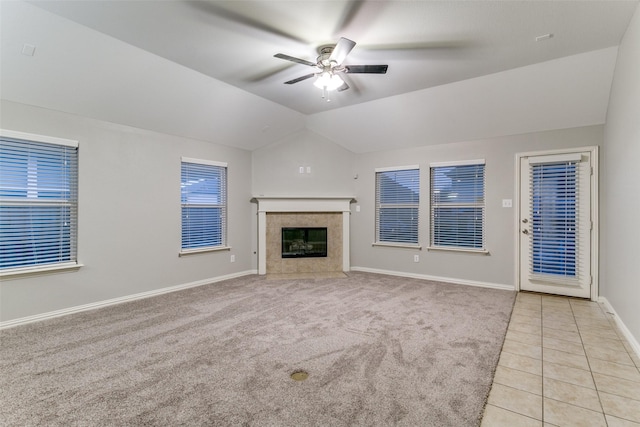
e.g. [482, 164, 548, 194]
[253, 197, 353, 275]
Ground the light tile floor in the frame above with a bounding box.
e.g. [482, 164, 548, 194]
[481, 292, 640, 427]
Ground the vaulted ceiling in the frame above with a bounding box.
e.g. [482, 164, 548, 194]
[1, 1, 638, 152]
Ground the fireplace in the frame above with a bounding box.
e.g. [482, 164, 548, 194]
[253, 197, 353, 275]
[282, 227, 327, 258]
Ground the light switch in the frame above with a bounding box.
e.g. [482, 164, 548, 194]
[502, 199, 513, 208]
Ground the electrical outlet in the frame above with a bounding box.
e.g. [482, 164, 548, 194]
[502, 199, 513, 208]
[414, 254, 419, 263]
[230, 255, 235, 263]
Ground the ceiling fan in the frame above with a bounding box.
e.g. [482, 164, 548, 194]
[274, 37, 388, 100]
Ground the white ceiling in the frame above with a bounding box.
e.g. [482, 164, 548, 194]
[27, 0, 638, 114]
[1, 1, 638, 152]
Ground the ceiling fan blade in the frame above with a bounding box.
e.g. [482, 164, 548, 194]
[333, 1, 365, 35]
[329, 37, 356, 65]
[284, 73, 316, 85]
[187, 2, 306, 43]
[245, 63, 294, 83]
[333, 1, 386, 36]
[338, 74, 360, 95]
[345, 65, 388, 74]
[359, 40, 476, 60]
[363, 40, 475, 52]
[274, 53, 317, 68]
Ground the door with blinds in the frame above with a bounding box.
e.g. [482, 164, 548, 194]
[519, 150, 594, 298]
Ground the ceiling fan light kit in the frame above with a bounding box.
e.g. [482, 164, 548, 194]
[313, 72, 344, 91]
[274, 37, 388, 101]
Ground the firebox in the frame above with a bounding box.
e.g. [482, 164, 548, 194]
[281, 227, 327, 258]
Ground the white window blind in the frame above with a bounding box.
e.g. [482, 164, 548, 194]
[529, 161, 578, 280]
[375, 167, 419, 244]
[0, 135, 78, 270]
[430, 162, 485, 249]
[181, 159, 227, 250]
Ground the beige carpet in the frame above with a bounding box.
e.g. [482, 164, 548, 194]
[0, 272, 515, 426]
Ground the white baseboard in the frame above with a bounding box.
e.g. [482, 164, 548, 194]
[349, 266, 515, 292]
[598, 297, 640, 360]
[0, 270, 257, 330]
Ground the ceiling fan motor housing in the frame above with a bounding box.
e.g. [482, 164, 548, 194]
[275, 37, 388, 87]
[317, 46, 339, 70]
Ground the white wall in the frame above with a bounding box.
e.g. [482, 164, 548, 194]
[350, 126, 603, 288]
[0, 100, 254, 322]
[252, 130, 356, 198]
[602, 4, 640, 344]
[250, 131, 356, 272]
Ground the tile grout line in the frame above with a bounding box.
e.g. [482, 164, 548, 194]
[540, 297, 545, 424]
[571, 299, 609, 426]
[602, 301, 640, 373]
[514, 295, 640, 426]
[503, 295, 545, 423]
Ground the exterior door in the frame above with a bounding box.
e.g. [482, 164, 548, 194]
[519, 151, 594, 298]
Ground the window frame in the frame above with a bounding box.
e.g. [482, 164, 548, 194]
[179, 157, 229, 256]
[373, 165, 421, 249]
[429, 159, 487, 254]
[0, 129, 81, 278]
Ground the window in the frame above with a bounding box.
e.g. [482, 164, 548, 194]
[430, 160, 485, 250]
[0, 131, 79, 272]
[375, 166, 420, 245]
[180, 158, 227, 252]
[530, 160, 578, 278]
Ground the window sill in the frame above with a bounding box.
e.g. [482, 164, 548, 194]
[0, 262, 83, 279]
[179, 246, 231, 257]
[372, 242, 422, 250]
[427, 246, 489, 255]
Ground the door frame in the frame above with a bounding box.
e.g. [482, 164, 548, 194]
[515, 146, 599, 301]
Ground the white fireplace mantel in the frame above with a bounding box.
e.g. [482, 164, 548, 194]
[252, 197, 355, 275]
